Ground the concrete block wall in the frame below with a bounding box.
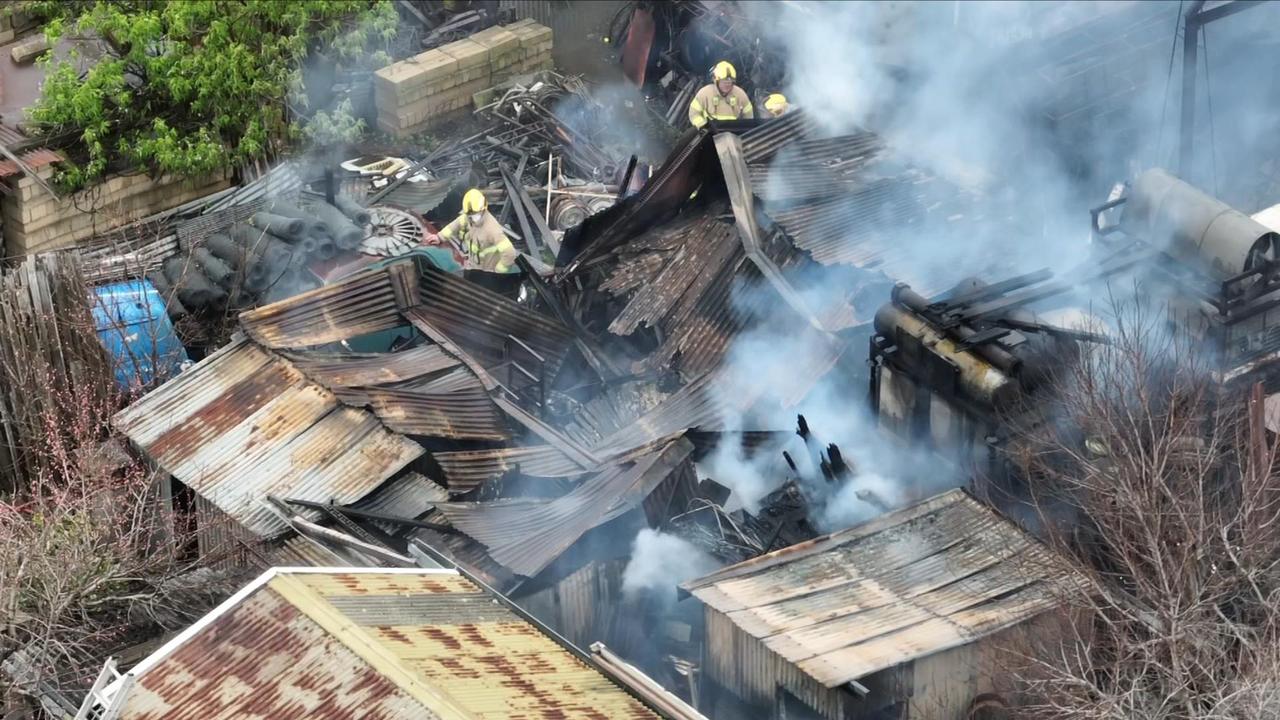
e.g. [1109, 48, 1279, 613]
[0, 0, 38, 46]
[2, 166, 230, 256]
[374, 19, 554, 137]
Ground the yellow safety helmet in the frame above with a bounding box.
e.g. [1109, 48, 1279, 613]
[711, 60, 736, 82]
[764, 93, 788, 115]
[462, 188, 487, 214]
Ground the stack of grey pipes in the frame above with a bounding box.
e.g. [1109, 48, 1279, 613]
[149, 196, 371, 317]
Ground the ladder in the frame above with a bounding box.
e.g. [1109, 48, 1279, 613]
[73, 658, 133, 720]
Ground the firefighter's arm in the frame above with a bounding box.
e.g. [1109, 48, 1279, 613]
[689, 96, 708, 129]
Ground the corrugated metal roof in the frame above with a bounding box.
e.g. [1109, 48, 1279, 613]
[202, 161, 303, 213]
[284, 345, 460, 389]
[240, 262, 417, 349]
[683, 489, 1077, 688]
[113, 337, 424, 538]
[0, 148, 62, 178]
[366, 385, 510, 441]
[435, 438, 693, 577]
[377, 177, 457, 215]
[355, 471, 450, 516]
[417, 265, 574, 373]
[433, 445, 588, 492]
[114, 568, 663, 720]
[118, 576, 437, 720]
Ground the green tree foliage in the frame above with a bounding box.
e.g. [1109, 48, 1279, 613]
[26, 1, 397, 191]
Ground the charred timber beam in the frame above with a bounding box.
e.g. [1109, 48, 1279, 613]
[284, 497, 456, 533]
[500, 165, 539, 256]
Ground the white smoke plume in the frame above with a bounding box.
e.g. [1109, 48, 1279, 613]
[621, 528, 721, 603]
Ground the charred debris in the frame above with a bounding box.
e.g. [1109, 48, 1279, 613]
[91, 1, 1280, 719]
[111, 106, 992, 703]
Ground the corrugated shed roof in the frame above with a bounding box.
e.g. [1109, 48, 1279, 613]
[283, 345, 460, 388]
[682, 489, 1078, 688]
[113, 568, 663, 720]
[240, 262, 418, 349]
[366, 385, 510, 441]
[0, 148, 61, 178]
[435, 438, 694, 577]
[118, 575, 437, 720]
[113, 337, 424, 537]
[433, 445, 588, 492]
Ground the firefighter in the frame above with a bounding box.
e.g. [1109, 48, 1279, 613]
[763, 93, 789, 118]
[688, 60, 753, 129]
[432, 188, 518, 273]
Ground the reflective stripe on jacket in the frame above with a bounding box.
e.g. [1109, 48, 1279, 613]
[442, 210, 518, 273]
[688, 84, 754, 128]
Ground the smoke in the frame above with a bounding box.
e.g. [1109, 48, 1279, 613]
[701, 273, 962, 534]
[621, 528, 720, 604]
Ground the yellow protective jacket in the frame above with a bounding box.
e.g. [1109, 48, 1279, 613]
[688, 83, 753, 128]
[440, 210, 518, 272]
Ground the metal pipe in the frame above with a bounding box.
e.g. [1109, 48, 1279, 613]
[1178, 1, 1206, 177]
[874, 302, 1018, 409]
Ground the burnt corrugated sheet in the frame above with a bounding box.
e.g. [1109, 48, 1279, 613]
[558, 129, 709, 271]
[606, 214, 740, 337]
[591, 375, 725, 457]
[435, 438, 693, 577]
[240, 263, 417, 348]
[433, 445, 589, 492]
[284, 344, 460, 388]
[740, 110, 820, 165]
[113, 337, 424, 537]
[683, 489, 1078, 689]
[417, 265, 574, 372]
[366, 385, 510, 441]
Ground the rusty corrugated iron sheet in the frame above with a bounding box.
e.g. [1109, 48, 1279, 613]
[283, 344, 460, 388]
[239, 262, 418, 349]
[118, 578, 435, 719]
[116, 568, 664, 719]
[435, 437, 693, 577]
[433, 445, 588, 492]
[366, 385, 510, 441]
[112, 337, 424, 537]
[0, 148, 61, 178]
[682, 489, 1079, 689]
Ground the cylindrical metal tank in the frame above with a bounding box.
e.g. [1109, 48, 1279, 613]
[874, 302, 1019, 409]
[1122, 168, 1279, 279]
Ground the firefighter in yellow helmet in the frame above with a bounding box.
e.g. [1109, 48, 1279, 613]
[434, 188, 518, 273]
[688, 60, 753, 129]
[763, 93, 789, 118]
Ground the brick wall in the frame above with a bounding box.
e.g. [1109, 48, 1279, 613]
[374, 19, 553, 137]
[2, 166, 230, 256]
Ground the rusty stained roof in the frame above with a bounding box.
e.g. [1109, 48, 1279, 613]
[366, 384, 510, 441]
[434, 437, 694, 578]
[682, 489, 1079, 688]
[283, 344, 460, 388]
[112, 568, 662, 720]
[239, 262, 418, 349]
[113, 337, 424, 538]
[433, 445, 588, 493]
[0, 148, 62, 179]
